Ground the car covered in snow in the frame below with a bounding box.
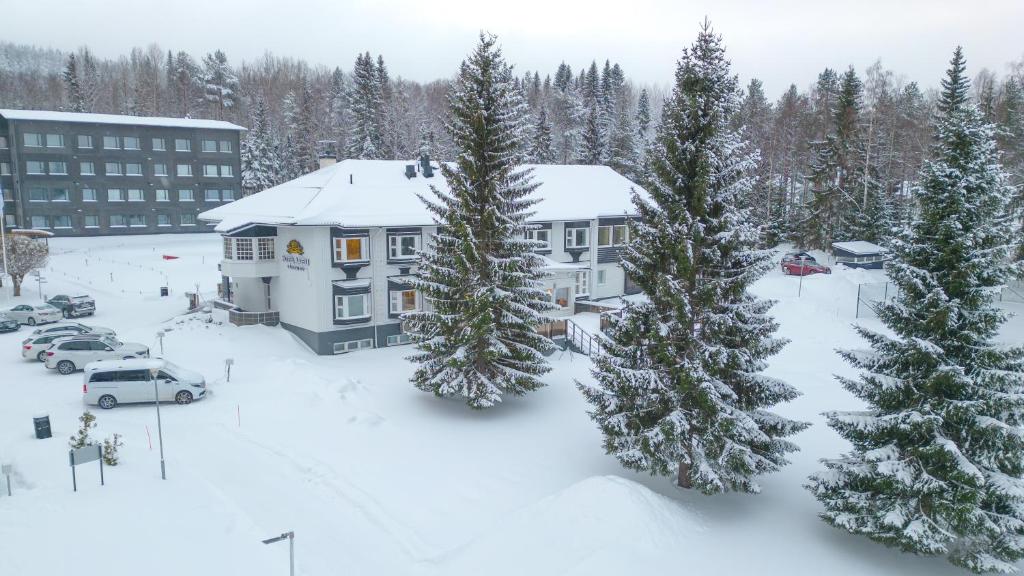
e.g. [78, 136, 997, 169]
[83, 359, 207, 409]
[0, 313, 19, 333]
[780, 252, 831, 276]
[44, 335, 150, 375]
[46, 294, 96, 318]
[5, 304, 63, 326]
[31, 322, 115, 338]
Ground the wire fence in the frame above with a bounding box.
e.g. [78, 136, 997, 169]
[855, 281, 900, 319]
[1001, 280, 1024, 303]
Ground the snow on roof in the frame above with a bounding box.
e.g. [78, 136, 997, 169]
[831, 240, 886, 255]
[331, 279, 373, 289]
[538, 255, 590, 271]
[201, 160, 645, 230]
[0, 109, 246, 131]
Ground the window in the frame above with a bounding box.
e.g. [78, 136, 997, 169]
[128, 214, 146, 227]
[334, 294, 370, 320]
[29, 187, 47, 202]
[597, 269, 607, 286]
[45, 134, 64, 148]
[386, 333, 412, 346]
[223, 237, 233, 259]
[84, 215, 99, 228]
[105, 162, 122, 176]
[527, 229, 550, 250]
[30, 215, 48, 229]
[110, 214, 126, 228]
[333, 339, 373, 354]
[178, 189, 194, 201]
[48, 161, 67, 175]
[155, 213, 170, 227]
[180, 213, 196, 226]
[82, 188, 97, 202]
[152, 138, 166, 151]
[175, 138, 191, 152]
[23, 133, 43, 147]
[598, 224, 630, 247]
[575, 270, 590, 296]
[26, 161, 45, 175]
[127, 189, 144, 202]
[257, 237, 275, 260]
[77, 135, 93, 149]
[202, 140, 217, 152]
[80, 161, 95, 175]
[203, 164, 219, 177]
[155, 189, 169, 202]
[123, 136, 140, 150]
[103, 136, 119, 149]
[388, 234, 419, 259]
[219, 140, 232, 153]
[107, 189, 124, 202]
[221, 189, 235, 201]
[4, 214, 14, 227]
[219, 165, 233, 178]
[51, 215, 71, 229]
[205, 189, 220, 202]
[234, 238, 253, 261]
[153, 163, 168, 177]
[125, 163, 142, 176]
[389, 289, 418, 314]
[0, 162, 9, 175]
[51, 188, 69, 202]
[333, 236, 369, 263]
[177, 164, 193, 177]
[0, 135, 7, 148]
[565, 227, 589, 248]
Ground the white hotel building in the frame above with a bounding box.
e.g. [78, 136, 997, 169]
[199, 158, 644, 355]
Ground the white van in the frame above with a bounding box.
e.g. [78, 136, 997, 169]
[82, 359, 207, 409]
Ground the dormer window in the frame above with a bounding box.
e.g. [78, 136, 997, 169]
[388, 234, 420, 259]
[565, 227, 589, 249]
[334, 236, 369, 263]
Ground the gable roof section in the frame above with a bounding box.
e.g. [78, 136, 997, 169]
[200, 160, 645, 230]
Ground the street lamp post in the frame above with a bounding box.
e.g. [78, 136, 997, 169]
[149, 367, 166, 480]
[262, 531, 295, 576]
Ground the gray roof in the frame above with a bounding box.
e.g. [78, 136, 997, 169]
[0, 109, 246, 131]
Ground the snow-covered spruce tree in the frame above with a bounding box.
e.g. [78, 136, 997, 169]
[241, 99, 279, 196]
[405, 33, 554, 409]
[201, 50, 239, 120]
[808, 48, 1024, 574]
[62, 53, 86, 113]
[578, 22, 808, 493]
[1, 234, 49, 297]
[528, 107, 556, 164]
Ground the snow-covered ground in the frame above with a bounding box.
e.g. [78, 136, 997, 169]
[1, 234, 1022, 575]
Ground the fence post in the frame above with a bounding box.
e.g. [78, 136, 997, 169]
[856, 284, 862, 319]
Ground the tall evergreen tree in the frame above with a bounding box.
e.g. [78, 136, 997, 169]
[405, 33, 554, 409]
[347, 52, 383, 159]
[241, 98, 279, 196]
[528, 107, 556, 164]
[579, 22, 807, 493]
[62, 53, 86, 112]
[201, 50, 239, 119]
[577, 104, 606, 164]
[808, 48, 1024, 574]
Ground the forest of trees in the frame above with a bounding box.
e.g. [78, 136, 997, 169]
[0, 41, 1021, 248]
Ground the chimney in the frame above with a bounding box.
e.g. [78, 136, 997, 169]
[420, 154, 434, 178]
[404, 164, 417, 179]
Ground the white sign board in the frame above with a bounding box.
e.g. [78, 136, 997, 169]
[69, 444, 101, 466]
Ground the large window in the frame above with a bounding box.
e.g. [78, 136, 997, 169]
[565, 227, 589, 249]
[23, 133, 43, 147]
[154, 163, 168, 177]
[45, 134, 64, 148]
[180, 214, 196, 226]
[598, 224, 629, 247]
[107, 189, 124, 202]
[177, 164, 193, 177]
[219, 140, 232, 153]
[82, 188, 97, 202]
[202, 140, 217, 152]
[388, 234, 419, 259]
[152, 138, 166, 151]
[157, 214, 170, 227]
[257, 238, 275, 260]
[30, 215, 48, 229]
[125, 163, 142, 176]
[333, 236, 368, 263]
[221, 189, 235, 201]
[128, 215, 147, 227]
[84, 215, 99, 228]
[29, 187, 47, 202]
[26, 161, 45, 175]
[127, 189, 144, 202]
[110, 214, 126, 228]
[220, 165, 233, 178]
[155, 189, 169, 202]
[575, 270, 590, 296]
[527, 229, 550, 250]
[105, 162, 122, 176]
[389, 289, 418, 314]
[203, 164, 219, 177]
[123, 136, 141, 150]
[51, 188, 69, 202]
[178, 189, 194, 201]
[175, 138, 191, 152]
[334, 294, 370, 320]
[103, 136, 120, 150]
[234, 238, 253, 261]
[77, 135, 93, 149]
[0, 162, 9, 175]
[0, 135, 8, 148]
[80, 161, 95, 175]
[52, 215, 72, 229]
[205, 189, 220, 202]
[48, 161, 67, 175]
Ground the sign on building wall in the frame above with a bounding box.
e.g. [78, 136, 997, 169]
[282, 239, 310, 272]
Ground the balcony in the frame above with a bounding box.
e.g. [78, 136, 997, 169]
[221, 236, 279, 278]
[220, 258, 279, 278]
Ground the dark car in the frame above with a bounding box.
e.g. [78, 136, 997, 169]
[46, 295, 96, 318]
[0, 314, 19, 333]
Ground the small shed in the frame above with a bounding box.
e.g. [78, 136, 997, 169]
[832, 240, 888, 269]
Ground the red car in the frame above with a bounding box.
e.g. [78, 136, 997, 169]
[781, 255, 831, 276]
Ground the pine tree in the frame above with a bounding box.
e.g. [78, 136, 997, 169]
[636, 88, 651, 141]
[347, 52, 383, 159]
[808, 48, 1024, 574]
[528, 107, 555, 164]
[241, 99, 279, 196]
[62, 53, 86, 112]
[405, 33, 554, 409]
[577, 104, 606, 164]
[328, 67, 349, 158]
[201, 50, 238, 120]
[579, 22, 807, 493]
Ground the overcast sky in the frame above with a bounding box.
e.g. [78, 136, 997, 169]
[3, 0, 1021, 97]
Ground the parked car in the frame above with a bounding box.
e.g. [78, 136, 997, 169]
[46, 294, 96, 318]
[782, 258, 832, 276]
[5, 304, 63, 326]
[781, 251, 816, 268]
[31, 322, 115, 337]
[22, 333, 104, 362]
[0, 314, 19, 333]
[45, 336, 150, 375]
[83, 359, 207, 409]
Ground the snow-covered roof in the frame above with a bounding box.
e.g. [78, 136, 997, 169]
[200, 160, 645, 230]
[538, 255, 590, 271]
[831, 241, 886, 255]
[0, 109, 246, 131]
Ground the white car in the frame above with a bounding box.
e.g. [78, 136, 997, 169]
[22, 333, 103, 362]
[45, 335, 150, 375]
[83, 359, 207, 409]
[6, 304, 63, 326]
[31, 322, 115, 337]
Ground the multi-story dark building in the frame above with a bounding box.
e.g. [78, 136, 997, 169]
[0, 109, 246, 236]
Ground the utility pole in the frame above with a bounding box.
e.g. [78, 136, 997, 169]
[262, 531, 295, 576]
[149, 367, 167, 480]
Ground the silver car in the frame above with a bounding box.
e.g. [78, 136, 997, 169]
[6, 304, 63, 326]
[31, 322, 115, 337]
[45, 336, 150, 375]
